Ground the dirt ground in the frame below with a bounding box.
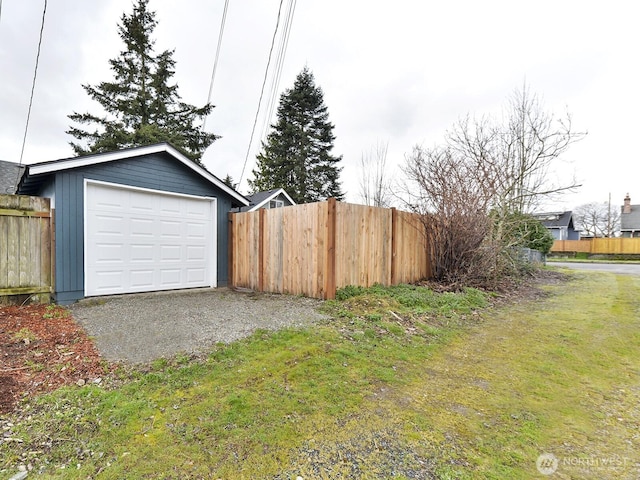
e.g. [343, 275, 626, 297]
[0, 304, 108, 414]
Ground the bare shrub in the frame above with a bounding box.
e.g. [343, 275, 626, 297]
[402, 85, 585, 286]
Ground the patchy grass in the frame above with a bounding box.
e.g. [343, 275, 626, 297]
[1, 276, 639, 478]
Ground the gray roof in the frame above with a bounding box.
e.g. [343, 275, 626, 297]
[621, 204, 640, 231]
[247, 188, 282, 206]
[534, 211, 575, 229]
[0, 160, 25, 194]
[17, 143, 249, 206]
[240, 188, 296, 212]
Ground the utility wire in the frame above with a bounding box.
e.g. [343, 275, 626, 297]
[239, 0, 285, 186]
[260, 0, 297, 144]
[15, 0, 47, 191]
[202, 0, 230, 131]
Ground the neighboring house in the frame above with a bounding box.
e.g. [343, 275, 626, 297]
[533, 211, 580, 240]
[240, 188, 296, 212]
[17, 143, 249, 304]
[0, 159, 25, 194]
[620, 194, 640, 238]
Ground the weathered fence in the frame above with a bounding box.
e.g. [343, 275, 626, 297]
[0, 194, 52, 304]
[551, 238, 640, 254]
[229, 198, 431, 299]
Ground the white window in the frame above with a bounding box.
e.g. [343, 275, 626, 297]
[269, 199, 284, 209]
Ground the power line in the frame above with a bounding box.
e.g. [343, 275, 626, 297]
[202, 0, 230, 131]
[15, 0, 47, 190]
[239, 0, 286, 186]
[18, 1, 48, 164]
[260, 0, 297, 144]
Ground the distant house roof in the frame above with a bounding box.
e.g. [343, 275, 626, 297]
[0, 160, 25, 194]
[533, 211, 575, 229]
[621, 205, 640, 232]
[242, 188, 296, 212]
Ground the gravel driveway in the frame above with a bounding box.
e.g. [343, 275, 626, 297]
[70, 288, 329, 364]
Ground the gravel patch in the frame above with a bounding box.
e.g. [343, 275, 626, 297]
[70, 287, 329, 364]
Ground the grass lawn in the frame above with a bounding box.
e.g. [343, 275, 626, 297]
[1, 272, 639, 479]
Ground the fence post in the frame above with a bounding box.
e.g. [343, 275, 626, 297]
[227, 212, 234, 288]
[258, 208, 266, 292]
[325, 198, 337, 300]
[51, 208, 56, 296]
[390, 207, 398, 285]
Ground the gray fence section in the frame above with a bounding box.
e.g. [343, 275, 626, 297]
[516, 247, 545, 264]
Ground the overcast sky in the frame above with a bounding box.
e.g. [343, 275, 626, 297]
[1, 0, 638, 210]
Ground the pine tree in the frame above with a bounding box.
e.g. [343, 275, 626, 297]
[67, 0, 217, 163]
[222, 174, 236, 189]
[250, 68, 344, 203]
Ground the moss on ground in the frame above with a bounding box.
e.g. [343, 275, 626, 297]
[1, 275, 639, 479]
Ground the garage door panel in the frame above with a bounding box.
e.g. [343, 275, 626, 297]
[94, 271, 125, 292]
[159, 196, 182, 216]
[186, 268, 206, 283]
[92, 214, 126, 236]
[159, 245, 181, 261]
[130, 191, 156, 212]
[186, 222, 207, 239]
[86, 182, 215, 297]
[130, 269, 155, 288]
[160, 269, 182, 286]
[94, 243, 125, 263]
[160, 220, 181, 238]
[187, 245, 206, 261]
[92, 188, 126, 211]
[186, 201, 210, 218]
[129, 244, 154, 262]
[129, 217, 155, 237]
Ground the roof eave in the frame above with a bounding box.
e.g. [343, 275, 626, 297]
[26, 143, 249, 206]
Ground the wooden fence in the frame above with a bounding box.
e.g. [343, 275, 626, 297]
[229, 198, 431, 299]
[551, 238, 640, 255]
[0, 194, 53, 303]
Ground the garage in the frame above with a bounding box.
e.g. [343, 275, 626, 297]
[17, 143, 249, 303]
[85, 181, 216, 296]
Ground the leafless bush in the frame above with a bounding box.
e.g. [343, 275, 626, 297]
[401, 85, 585, 287]
[402, 146, 498, 286]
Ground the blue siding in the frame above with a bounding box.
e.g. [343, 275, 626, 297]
[567, 228, 580, 240]
[47, 152, 238, 303]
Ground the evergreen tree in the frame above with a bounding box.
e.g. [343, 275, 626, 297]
[222, 174, 236, 189]
[67, 0, 217, 163]
[250, 68, 344, 203]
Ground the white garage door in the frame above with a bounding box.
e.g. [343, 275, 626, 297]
[85, 181, 216, 297]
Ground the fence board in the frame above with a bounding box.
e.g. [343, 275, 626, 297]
[0, 194, 52, 303]
[393, 210, 431, 284]
[230, 200, 431, 299]
[7, 216, 19, 286]
[334, 202, 392, 289]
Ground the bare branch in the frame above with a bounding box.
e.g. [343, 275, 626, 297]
[358, 140, 393, 208]
[399, 84, 585, 285]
